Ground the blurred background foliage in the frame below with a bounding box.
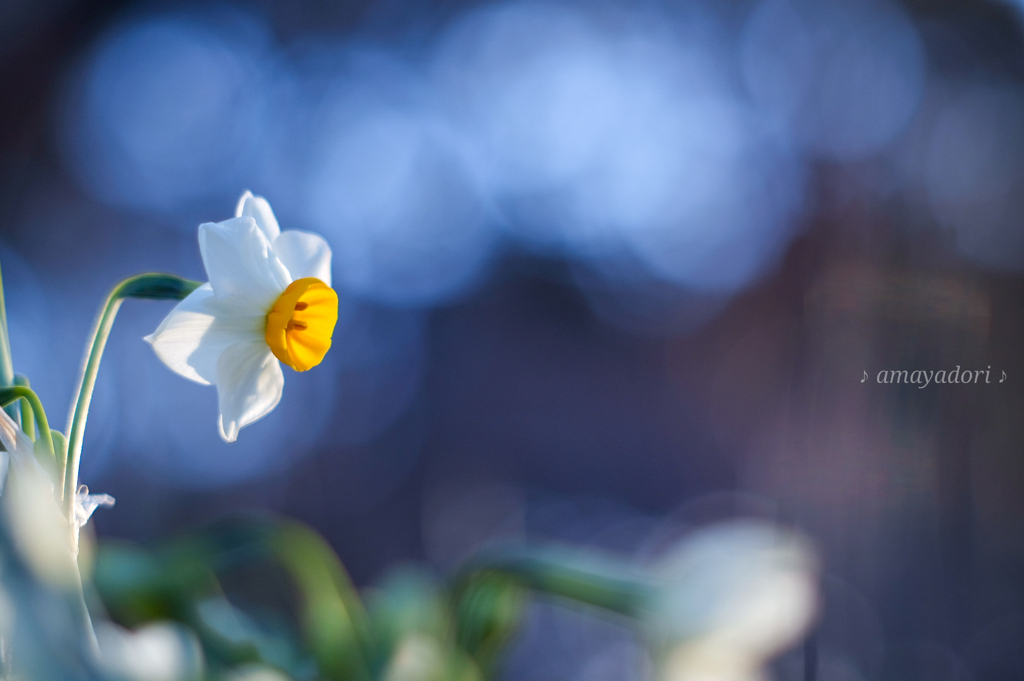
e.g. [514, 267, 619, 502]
[2, 0, 1024, 678]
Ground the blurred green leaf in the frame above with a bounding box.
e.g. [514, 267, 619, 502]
[94, 541, 216, 626]
[452, 571, 524, 677]
[96, 515, 375, 681]
[267, 520, 374, 681]
[366, 567, 449, 670]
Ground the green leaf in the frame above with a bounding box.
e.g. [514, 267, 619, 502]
[154, 516, 375, 681]
[453, 571, 525, 676]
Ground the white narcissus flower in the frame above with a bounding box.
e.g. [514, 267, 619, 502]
[146, 192, 338, 442]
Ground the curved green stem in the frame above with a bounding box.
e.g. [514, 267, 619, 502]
[63, 274, 202, 531]
[0, 261, 14, 389]
[14, 374, 34, 438]
[63, 294, 122, 513]
[0, 261, 18, 429]
[452, 546, 657, 676]
[0, 385, 55, 462]
[457, 546, 655, 618]
[52, 430, 68, 492]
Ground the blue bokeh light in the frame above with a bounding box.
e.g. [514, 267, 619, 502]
[741, 0, 926, 160]
[57, 0, 828, 309]
[434, 2, 807, 292]
[301, 59, 498, 306]
[925, 83, 1024, 272]
[61, 9, 272, 213]
[433, 2, 622, 196]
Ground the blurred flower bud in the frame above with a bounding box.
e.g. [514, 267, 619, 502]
[645, 521, 820, 681]
[383, 633, 447, 681]
[382, 633, 481, 681]
[95, 620, 205, 681]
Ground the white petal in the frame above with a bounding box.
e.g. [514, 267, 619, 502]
[0, 406, 40, 471]
[145, 284, 263, 385]
[199, 217, 292, 310]
[215, 341, 284, 442]
[0, 405, 49, 485]
[74, 485, 115, 529]
[235, 190, 281, 243]
[272, 230, 333, 286]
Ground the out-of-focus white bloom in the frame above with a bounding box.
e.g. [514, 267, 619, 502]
[0, 408, 114, 576]
[0, 407, 78, 585]
[382, 633, 447, 681]
[95, 621, 205, 681]
[646, 521, 819, 681]
[147, 191, 338, 442]
[221, 665, 294, 681]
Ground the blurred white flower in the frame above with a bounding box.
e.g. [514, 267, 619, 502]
[646, 521, 819, 681]
[147, 191, 338, 442]
[95, 621, 205, 681]
[222, 665, 295, 681]
[0, 407, 114, 574]
[0, 407, 77, 585]
[383, 633, 447, 681]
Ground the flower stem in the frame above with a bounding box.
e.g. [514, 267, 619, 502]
[63, 274, 201, 532]
[14, 374, 34, 439]
[0, 261, 18, 427]
[0, 262, 13, 387]
[0, 385, 55, 463]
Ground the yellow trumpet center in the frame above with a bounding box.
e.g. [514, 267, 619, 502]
[265, 277, 339, 372]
